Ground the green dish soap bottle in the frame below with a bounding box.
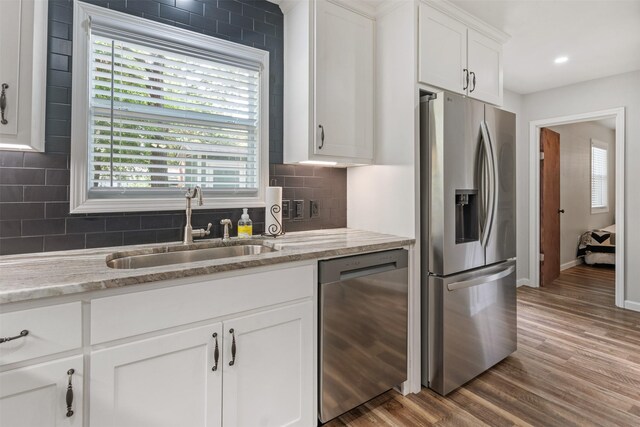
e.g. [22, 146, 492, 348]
[238, 208, 253, 238]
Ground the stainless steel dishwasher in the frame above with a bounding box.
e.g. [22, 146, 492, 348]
[318, 249, 408, 423]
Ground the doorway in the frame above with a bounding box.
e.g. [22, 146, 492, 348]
[529, 108, 625, 307]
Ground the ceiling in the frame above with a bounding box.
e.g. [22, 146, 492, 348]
[449, 0, 640, 94]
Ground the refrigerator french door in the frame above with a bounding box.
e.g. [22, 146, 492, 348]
[420, 91, 517, 396]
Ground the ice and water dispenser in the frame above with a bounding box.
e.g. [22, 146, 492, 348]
[455, 190, 479, 244]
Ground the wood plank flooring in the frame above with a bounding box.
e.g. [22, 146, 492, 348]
[325, 264, 640, 426]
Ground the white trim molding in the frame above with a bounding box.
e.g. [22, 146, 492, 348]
[517, 278, 530, 287]
[70, 1, 270, 214]
[624, 300, 640, 313]
[420, 0, 510, 43]
[529, 107, 625, 308]
[560, 258, 583, 271]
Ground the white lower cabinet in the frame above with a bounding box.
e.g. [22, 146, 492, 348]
[0, 355, 83, 427]
[90, 323, 223, 427]
[90, 302, 314, 427]
[3, 264, 316, 427]
[222, 302, 313, 427]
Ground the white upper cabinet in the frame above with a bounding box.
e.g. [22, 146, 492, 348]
[418, 4, 468, 96]
[283, 0, 374, 165]
[314, 0, 374, 160]
[0, 0, 48, 151]
[418, 1, 506, 105]
[467, 28, 503, 106]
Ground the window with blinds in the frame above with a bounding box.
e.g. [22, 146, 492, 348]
[88, 34, 261, 197]
[591, 140, 608, 211]
[71, 4, 269, 213]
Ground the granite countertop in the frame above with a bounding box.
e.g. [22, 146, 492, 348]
[0, 228, 414, 304]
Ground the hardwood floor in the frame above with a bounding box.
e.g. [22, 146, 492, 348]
[325, 264, 640, 426]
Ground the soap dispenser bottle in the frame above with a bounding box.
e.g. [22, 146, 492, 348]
[237, 208, 253, 238]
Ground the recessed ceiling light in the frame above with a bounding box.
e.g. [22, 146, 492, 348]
[554, 56, 569, 64]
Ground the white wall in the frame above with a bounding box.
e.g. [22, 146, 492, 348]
[518, 70, 640, 303]
[548, 122, 616, 266]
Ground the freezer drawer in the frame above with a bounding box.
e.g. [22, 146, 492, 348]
[319, 250, 408, 423]
[428, 260, 517, 395]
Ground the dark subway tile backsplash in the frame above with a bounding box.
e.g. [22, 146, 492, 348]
[0, 0, 347, 256]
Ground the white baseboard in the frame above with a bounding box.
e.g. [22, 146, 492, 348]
[560, 258, 583, 271]
[517, 278, 530, 287]
[624, 300, 640, 313]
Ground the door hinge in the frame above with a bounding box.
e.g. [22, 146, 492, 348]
[540, 152, 545, 161]
[540, 253, 545, 262]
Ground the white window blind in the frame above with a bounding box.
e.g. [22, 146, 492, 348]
[87, 33, 261, 198]
[591, 141, 608, 210]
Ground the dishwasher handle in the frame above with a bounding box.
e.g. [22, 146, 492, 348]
[319, 249, 408, 284]
[339, 262, 398, 281]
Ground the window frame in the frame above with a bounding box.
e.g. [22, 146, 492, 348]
[70, 2, 269, 213]
[590, 138, 609, 214]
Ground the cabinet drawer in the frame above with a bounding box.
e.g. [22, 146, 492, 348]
[0, 302, 82, 366]
[91, 265, 314, 344]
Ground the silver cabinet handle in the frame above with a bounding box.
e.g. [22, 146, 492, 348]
[0, 329, 28, 344]
[211, 332, 219, 372]
[66, 369, 75, 417]
[318, 125, 325, 149]
[228, 328, 236, 366]
[1, 83, 8, 125]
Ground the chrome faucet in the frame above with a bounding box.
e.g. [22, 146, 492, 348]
[220, 219, 232, 242]
[183, 186, 212, 245]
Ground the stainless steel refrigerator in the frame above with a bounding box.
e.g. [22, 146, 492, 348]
[420, 91, 517, 396]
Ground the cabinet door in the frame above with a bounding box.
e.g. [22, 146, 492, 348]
[418, 3, 468, 94]
[467, 28, 503, 105]
[90, 324, 223, 427]
[315, 0, 374, 161]
[0, 0, 47, 150]
[222, 302, 313, 427]
[0, 355, 83, 427]
[0, 0, 21, 136]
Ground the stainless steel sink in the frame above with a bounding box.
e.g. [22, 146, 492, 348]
[107, 244, 277, 269]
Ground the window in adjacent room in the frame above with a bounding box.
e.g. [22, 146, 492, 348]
[70, 2, 269, 213]
[591, 139, 608, 214]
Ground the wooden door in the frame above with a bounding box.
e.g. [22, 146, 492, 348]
[0, 356, 83, 427]
[540, 127, 561, 286]
[467, 28, 503, 105]
[418, 3, 467, 94]
[90, 324, 223, 427]
[222, 302, 314, 427]
[315, 0, 374, 160]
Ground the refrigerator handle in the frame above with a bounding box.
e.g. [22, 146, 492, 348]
[486, 121, 499, 244]
[480, 121, 496, 248]
[447, 265, 515, 291]
[476, 134, 487, 240]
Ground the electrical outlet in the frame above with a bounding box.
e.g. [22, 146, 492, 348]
[310, 200, 319, 218]
[293, 200, 304, 220]
[282, 200, 291, 219]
